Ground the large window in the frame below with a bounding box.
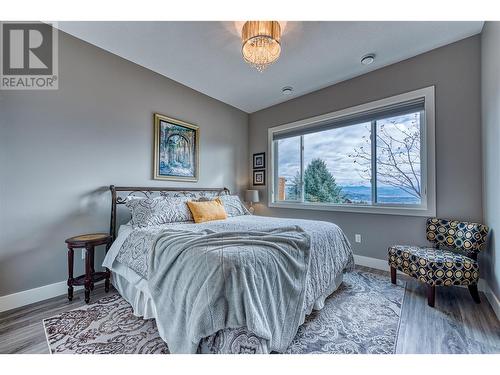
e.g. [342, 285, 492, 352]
[269, 87, 435, 216]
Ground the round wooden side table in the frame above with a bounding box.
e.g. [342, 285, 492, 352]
[65, 233, 113, 303]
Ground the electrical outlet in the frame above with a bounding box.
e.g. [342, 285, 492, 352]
[355, 234, 362, 243]
[82, 249, 86, 260]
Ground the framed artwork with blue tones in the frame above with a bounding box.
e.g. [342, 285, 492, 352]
[153, 113, 199, 181]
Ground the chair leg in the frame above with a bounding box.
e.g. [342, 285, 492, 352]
[427, 285, 435, 307]
[390, 266, 397, 284]
[468, 284, 481, 304]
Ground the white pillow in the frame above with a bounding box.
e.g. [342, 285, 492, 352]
[126, 196, 193, 227]
[218, 195, 250, 217]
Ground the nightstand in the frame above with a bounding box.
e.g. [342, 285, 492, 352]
[65, 233, 113, 303]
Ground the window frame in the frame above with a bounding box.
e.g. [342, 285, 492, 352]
[267, 86, 436, 217]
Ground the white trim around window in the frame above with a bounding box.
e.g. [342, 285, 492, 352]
[267, 86, 436, 217]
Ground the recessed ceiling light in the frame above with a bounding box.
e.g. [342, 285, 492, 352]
[282, 86, 293, 96]
[361, 54, 375, 65]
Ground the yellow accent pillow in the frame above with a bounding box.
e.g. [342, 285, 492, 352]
[187, 198, 228, 223]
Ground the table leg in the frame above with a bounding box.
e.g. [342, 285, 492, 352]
[67, 247, 74, 301]
[84, 245, 92, 303]
[104, 242, 111, 293]
[89, 246, 95, 291]
[90, 247, 95, 274]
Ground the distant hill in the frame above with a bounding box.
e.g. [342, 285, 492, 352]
[340, 185, 420, 204]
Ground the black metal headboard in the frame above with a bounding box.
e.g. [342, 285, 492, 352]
[109, 185, 230, 240]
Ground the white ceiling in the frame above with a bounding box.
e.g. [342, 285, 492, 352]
[57, 21, 483, 113]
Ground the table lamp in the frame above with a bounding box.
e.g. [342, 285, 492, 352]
[245, 189, 259, 214]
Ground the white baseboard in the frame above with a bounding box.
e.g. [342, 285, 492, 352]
[0, 280, 70, 313]
[354, 253, 500, 320]
[481, 282, 500, 321]
[353, 254, 389, 271]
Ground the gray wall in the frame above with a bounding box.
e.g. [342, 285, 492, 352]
[481, 22, 500, 300]
[248, 36, 482, 264]
[0, 31, 248, 296]
[0, 30, 489, 299]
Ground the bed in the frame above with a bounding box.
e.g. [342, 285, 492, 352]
[103, 186, 354, 354]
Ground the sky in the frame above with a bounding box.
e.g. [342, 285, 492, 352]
[277, 113, 420, 187]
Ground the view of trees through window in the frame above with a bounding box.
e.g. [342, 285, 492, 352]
[275, 112, 422, 206]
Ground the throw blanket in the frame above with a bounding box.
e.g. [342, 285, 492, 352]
[147, 226, 311, 354]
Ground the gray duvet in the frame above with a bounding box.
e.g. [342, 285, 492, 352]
[148, 226, 311, 353]
[108, 215, 354, 353]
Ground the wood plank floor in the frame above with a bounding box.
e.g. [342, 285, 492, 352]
[0, 285, 111, 354]
[0, 267, 498, 354]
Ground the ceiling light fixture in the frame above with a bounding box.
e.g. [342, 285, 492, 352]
[281, 86, 293, 95]
[242, 21, 281, 72]
[361, 54, 375, 65]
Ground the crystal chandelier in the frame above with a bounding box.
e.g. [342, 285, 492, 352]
[241, 21, 281, 72]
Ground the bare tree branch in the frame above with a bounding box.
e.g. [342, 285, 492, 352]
[349, 114, 421, 199]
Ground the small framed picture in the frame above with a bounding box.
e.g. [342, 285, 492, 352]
[253, 170, 265, 186]
[253, 152, 265, 169]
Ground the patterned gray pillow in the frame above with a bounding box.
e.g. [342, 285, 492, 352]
[126, 196, 193, 227]
[218, 195, 250, 217]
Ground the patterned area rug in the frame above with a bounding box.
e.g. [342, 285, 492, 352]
[43, 269, 405, 354]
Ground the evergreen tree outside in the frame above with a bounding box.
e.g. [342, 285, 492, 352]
[286, 171, 301, 200]
[287, 158, 347, 203]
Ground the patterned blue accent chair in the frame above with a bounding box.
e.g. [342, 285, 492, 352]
[388, 218, 489, 307]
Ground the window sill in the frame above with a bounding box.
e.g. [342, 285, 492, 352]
[268, 201, 436, 217]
